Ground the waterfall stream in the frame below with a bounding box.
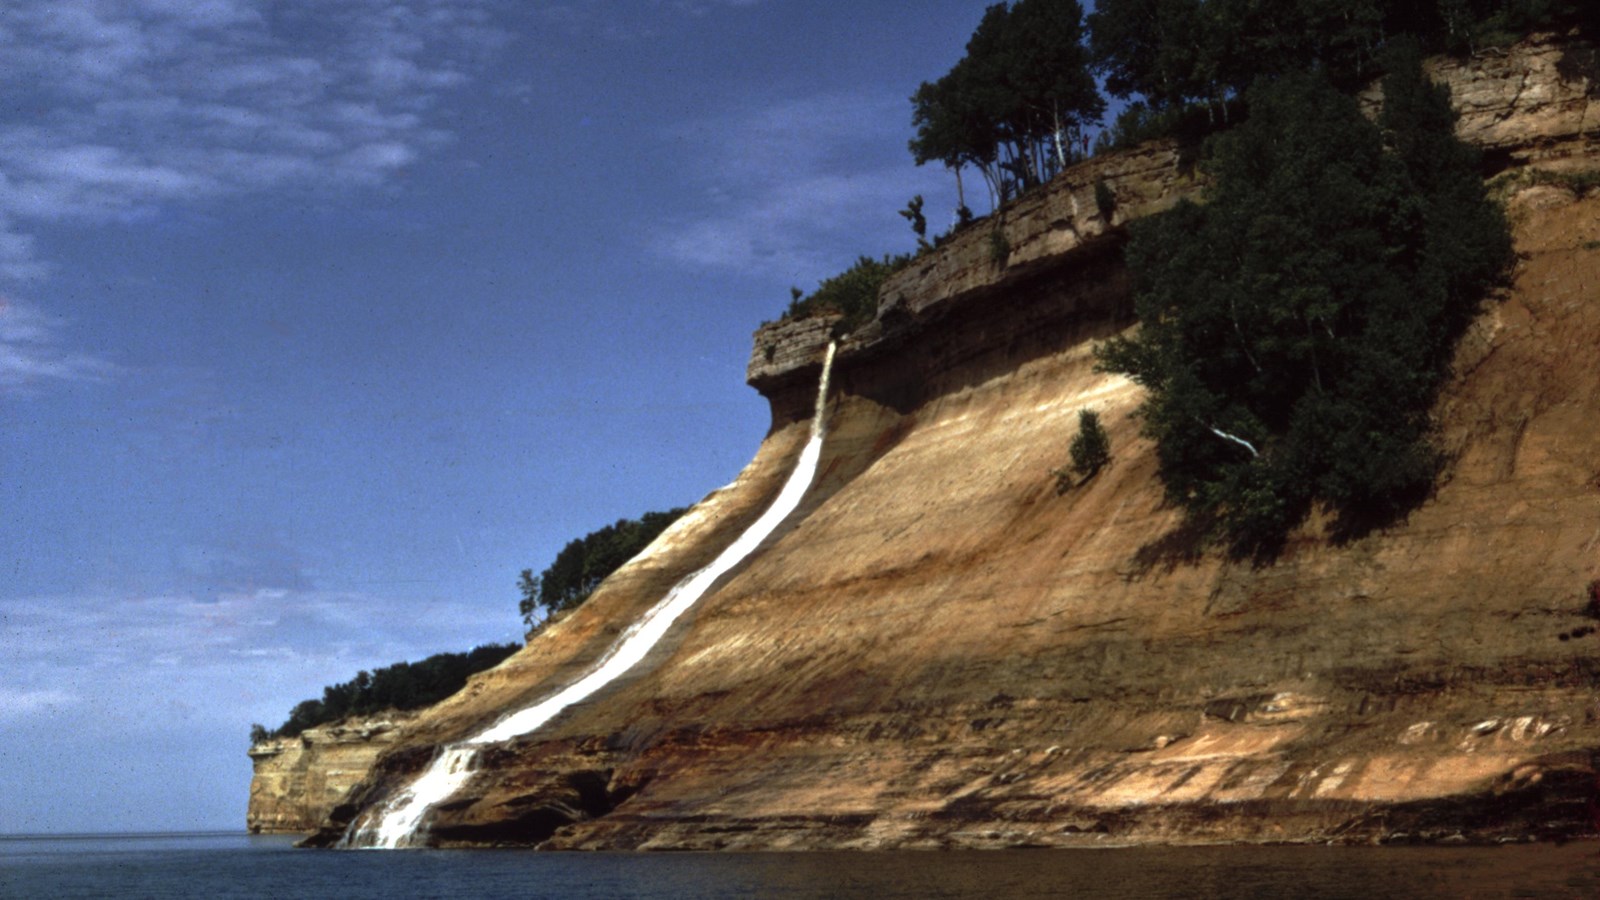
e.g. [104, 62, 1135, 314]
[342, 342, 838, 849]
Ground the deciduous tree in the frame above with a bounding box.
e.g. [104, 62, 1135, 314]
[1096, 52, 1510, 554]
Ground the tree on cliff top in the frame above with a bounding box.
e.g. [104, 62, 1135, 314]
[1086, 0, 1600, 152]
[1096, 47, 1512, 555]
[910, 0, 1103, 211]
[254, 642, 521, 741]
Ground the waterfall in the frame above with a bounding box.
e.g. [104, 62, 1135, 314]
[342, 342, 838, 849]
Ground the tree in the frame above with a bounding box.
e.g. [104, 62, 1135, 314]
[517, 569, 541, 631]
[911, 0, 1103, 211]
[911, 42, 1006, 208]
[1069, 409, 1112, 478]
[1088, 0, 1210, 111]
[260, 644, 521, 740]
[1087, 0, 1597, 121]
[900, 195, 930, 251]
[1431, 0, 1600, 53]
[1000, 0, 1106, 177]
[520, 507, 689, 630]
[1089, 0, 1391, 115]
[1096, 54, 1510, 554]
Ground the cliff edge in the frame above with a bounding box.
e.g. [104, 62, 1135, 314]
[263, 34, 1600, 849]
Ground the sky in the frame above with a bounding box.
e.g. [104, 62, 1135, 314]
[0, 0, 1022, 835]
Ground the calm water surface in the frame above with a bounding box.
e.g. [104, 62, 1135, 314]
[2, 832, 1597, 899]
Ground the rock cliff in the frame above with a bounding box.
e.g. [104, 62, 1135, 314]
[248, 715, 413, 833]
[260, 34, 1600, 848]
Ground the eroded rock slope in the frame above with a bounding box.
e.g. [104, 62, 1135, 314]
[265, 34, 1600, 848]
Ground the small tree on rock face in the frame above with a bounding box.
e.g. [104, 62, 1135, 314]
[517, 569, 541, 632]
[1056, 408, 1112, 493]
[1069, 409, 1111, 478]
[900, 194, 930, 251]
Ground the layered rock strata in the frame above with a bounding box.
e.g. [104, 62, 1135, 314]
[248, 715, 413, 834]
[263, 34, 1600, 848]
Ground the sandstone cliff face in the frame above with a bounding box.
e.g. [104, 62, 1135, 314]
[276, 35, 1600, 849]
[248, 715, 413, 833]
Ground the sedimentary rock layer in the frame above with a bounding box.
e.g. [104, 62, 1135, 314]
[261, 34, 1600, 848]
[248, 716, 412, 834]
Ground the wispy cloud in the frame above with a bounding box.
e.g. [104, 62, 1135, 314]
[0, 1, 509, 396]
[532, 0, 764, 43]
[0, 296, 118, 394]
[0, 1, 505, 242]
[0, 689, 80, 722]
[650, 91, 952, 285]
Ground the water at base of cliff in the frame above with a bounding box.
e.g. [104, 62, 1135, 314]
[5, 832, 1598, 899]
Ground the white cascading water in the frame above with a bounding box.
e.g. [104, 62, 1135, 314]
[342, 342, 838, 849]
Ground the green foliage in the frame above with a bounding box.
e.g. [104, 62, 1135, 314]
[1096, 54, 1511, 555]
[911, 0, 1104, 209]
[782, 254, 912, 331]
[1085, 0, 1598, 147]
[1069, 409, 1112, 478]
[519, 507, 689, 628]
[1087, 1, 1416, 109]
[1434, 0, 1600, 53]
[1054, 409, 1112, 493]
[900, 194, 930, 251]
[1088, 0, 1215, 111]
[261, 643, 521, 740]
[1092, 98, 1241, 155]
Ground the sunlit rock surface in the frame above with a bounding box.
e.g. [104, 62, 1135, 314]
[271, 34, 1600, 849]
[247, 715, 413, 834]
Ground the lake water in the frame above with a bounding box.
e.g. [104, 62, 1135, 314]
[2, 832, 1597, 898]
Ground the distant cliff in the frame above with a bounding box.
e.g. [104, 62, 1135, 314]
[259, 34, 1600, 848]
[249, 714, 413, 833]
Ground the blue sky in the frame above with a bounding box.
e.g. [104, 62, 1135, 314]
[0, 0, 1019, 834]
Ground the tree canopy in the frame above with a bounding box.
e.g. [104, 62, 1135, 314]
[1088, 0, 1599, 119]
[910, 0, 1104, 210]
[1095, 47, 1512, 554]
[253, 643, 521, 741]
[519, 507, 689, 629]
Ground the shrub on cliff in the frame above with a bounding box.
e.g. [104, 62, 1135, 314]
[519, 506, 688, 629]
[1056, 408, 1112, 493]
[781, 254, 910, 333]
[1069, 409, 1111, 478]
[1096, 50, 1512, 555]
